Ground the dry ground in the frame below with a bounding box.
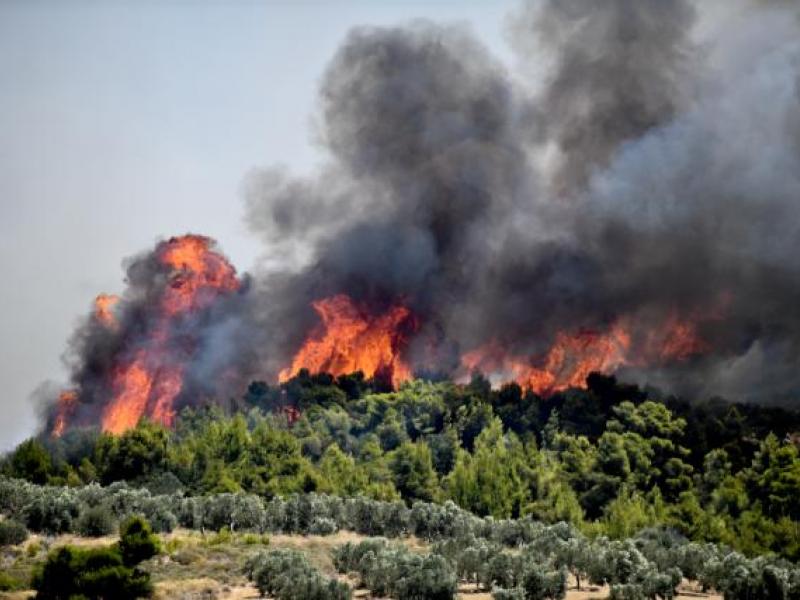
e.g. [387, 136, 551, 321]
[0, 529, 722, 600]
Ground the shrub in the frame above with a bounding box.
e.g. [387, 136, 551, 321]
[76, 504, 116, 537]
[520, 565, 567, 600]
[394, 553, 458, 600]
[31, 544, 153, 600]
[0, 518, 28, 546]
[309, 516, 338, 535]
[118, 516, 160, 567]
[246, 548, 351, 600]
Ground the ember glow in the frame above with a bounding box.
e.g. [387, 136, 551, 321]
[279, 294, 416, 388]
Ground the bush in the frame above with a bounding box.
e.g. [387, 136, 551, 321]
[76, 504, 116, 537]
[118, 516, 160, 566]
[246, 548, 351, 600]
[333, 539, 457, 600]
[520, 565, 567, 600]
[309, 516, 338, 535]
[0, 518, 28, 546]
[31, 545, 153, 600]
[32, 516, 160, 599]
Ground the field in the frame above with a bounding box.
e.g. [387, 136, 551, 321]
[0, 529, 722, 600]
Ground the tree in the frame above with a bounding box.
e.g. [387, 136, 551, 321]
[95, 421, 169, 485]
[7, 439, 52, 484]
[318, 444, 370, 496]
[76, 504, 116, 537]
[445, 419, 530, 518]
[388, 442, 438, 503]
[32, 516, 159, 600]
[118, 515, 160, 567]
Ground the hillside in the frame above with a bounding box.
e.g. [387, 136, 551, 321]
[2, 372, 800, 598]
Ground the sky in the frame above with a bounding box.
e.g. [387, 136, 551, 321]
[0, 1, 518, 450]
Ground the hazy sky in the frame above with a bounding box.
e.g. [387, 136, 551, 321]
[0, 1, 517, 449]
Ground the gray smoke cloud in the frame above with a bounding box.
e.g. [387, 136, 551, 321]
[45, 0, 800, 432]
[243, 0, 800, 405]
[509, 0, 696, 193]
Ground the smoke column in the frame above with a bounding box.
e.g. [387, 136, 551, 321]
[47, 0, 800, 434]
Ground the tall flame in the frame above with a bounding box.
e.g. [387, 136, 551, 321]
[279, 294, 415, 387]
[97, 235, 239, 434]
[49, 235, 240, 437]
[52, 390, 77, 438]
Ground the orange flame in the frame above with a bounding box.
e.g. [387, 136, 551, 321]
[461, 316, 707, 395]
[462, 325, 632, 395]
[102, 356, 153, 435]
[52, 390, 77, 438]
[159, 235, 239, 316]
[279, 294, 415, 387]
[94, 294, 119, 328]
[94, 235, 239, 435]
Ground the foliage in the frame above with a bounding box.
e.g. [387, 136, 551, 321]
[2, 371, 800, 562]
[246, 548, 352, 600]
[76, 503, 116, 537]
[31, 516, 159, 599]
[0, 517, 28, 546]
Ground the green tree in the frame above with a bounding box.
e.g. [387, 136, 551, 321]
[445, 418, 530, 518]
[7, 439, 52, 484]
[318, 443, 369, 496]
[95, 421, 169, 485]
[388, 442, 438, 503]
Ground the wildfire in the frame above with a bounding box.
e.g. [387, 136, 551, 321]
[94, 294, 119, 328]
[461, 316, 707, 395]
[279, 294, 415, 387]
[51, 232, 716, 437]
[158, 234, 239, 316]
[52, 235, 240, 437]
[52, 390, 77, 438]
[462, 325, 632, 395]
[97, 235, 239, 434]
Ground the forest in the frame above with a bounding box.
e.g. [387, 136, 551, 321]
[2, 372, 800, 599]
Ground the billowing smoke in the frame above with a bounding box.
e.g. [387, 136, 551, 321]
[46, 0, 800, 435]
[49, 235, 258, 434]
[245, 0, 800, 404]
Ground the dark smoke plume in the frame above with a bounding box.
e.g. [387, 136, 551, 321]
[46, 0, 800, 431]
[244, 0, 800, 405]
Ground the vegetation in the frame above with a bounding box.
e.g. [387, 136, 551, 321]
[30, 515, 160, 599]
[246, 548, 351, 600]
[0, 517, 28, 546]
[2, 371, 800, 597]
